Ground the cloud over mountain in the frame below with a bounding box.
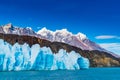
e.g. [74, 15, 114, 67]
[95, 35, 120, 39]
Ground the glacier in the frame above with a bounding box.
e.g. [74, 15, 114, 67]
[0, 39, 89, 71]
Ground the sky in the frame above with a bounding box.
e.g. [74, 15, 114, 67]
[0, 0, 120, 54]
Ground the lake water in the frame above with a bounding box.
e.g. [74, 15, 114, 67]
[0, 68, 120, 80]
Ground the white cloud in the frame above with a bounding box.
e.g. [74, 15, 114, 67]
[95, 35, 120, 39]
[99, 43, 120, 55]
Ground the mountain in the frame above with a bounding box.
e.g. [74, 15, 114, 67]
[37, 27, 105, 51]
[0, 23, 36, 36]
[0, 23, 105, 51]
[0, 23, 120, 71]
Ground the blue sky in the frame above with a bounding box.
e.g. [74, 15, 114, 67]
[0, 0, 120, 54]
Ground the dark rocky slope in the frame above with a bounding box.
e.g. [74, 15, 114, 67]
[0, 33, 120, 67]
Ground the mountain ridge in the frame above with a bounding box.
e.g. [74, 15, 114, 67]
[0, 23, 105, 51]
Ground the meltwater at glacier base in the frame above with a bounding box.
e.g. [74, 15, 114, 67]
[0, 39, 89, 71]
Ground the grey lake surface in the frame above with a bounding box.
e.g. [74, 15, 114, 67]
[0, 68, 120, 80]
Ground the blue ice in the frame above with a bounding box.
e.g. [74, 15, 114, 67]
[0, 39, 89, 71]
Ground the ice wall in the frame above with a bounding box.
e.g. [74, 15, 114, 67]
[0, 39, 89, 71]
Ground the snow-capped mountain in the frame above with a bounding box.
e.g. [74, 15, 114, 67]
[37, 27, 105, 51]
[0, 23, 105, 51]
[0, 23, 36, 36]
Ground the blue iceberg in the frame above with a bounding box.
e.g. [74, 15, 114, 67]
[77, 57, 90, 69]
[0, 39, 89, 71]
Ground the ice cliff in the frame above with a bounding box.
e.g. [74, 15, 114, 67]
[0, 39, 89, 71]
